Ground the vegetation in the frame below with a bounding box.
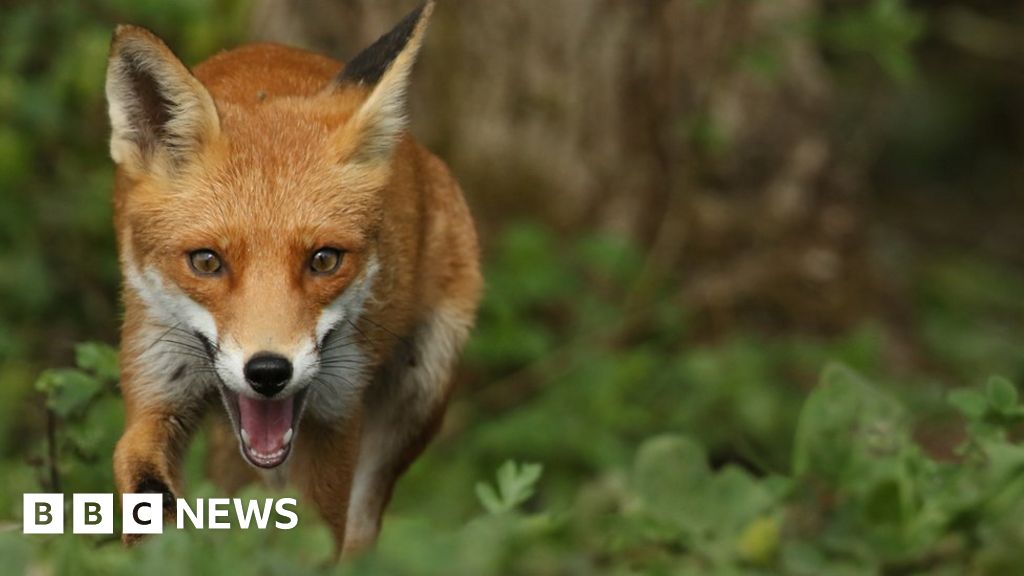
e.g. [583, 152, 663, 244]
[1, 0, 1023, 575]
[2, 222, 1023, 574]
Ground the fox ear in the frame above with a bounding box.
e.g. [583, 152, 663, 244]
[332, 1, 434, 169]
[106, 25, 220, 174]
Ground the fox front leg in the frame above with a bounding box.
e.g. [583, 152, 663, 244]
[113, 400, 200, 544]
[290, 413, 362, 556]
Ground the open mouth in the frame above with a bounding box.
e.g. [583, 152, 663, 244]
[218, 387, 307, 469]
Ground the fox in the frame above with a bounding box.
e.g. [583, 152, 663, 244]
[105, 1, 480, 553]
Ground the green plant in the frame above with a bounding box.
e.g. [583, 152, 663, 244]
[3, 223, 1024, 575]
[475, 461, 544, 515]
[0, 0, 249, 465]
[821, 0, 925, 82]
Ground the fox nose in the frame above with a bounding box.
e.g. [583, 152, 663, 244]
[243, 353, 292, 397]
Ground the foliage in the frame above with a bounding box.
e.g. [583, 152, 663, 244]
[820, 0, 925, 82]
[6, 336, 1024, 575]
[475, 461, 544, 515]
[0, 0, 249, 456]
[0, 223, 1021, 574]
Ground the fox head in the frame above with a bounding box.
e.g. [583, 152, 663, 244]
[107, 2, 434, 468]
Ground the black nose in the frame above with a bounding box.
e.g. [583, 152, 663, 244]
[243, 353, 292, 397]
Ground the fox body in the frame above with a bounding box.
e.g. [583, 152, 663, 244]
[106, 2, 480, 552]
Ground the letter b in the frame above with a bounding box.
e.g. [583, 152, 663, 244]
[73, 494, 114, 534]
[23, 494, 64, 534]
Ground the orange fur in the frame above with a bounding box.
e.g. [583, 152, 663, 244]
[108, 2, 481, 552]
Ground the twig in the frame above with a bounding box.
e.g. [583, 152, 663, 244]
[45, 407, 60, 494]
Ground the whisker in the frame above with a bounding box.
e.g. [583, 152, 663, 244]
[316, 354, 369, 364]
[356, 316, 414, 352]
[323, 360, 367, 374]
[316, 353, 370, 365]
[143, 322, 184, 354]
[317, 353, 364, 360]
[318, 332, 396, 354]
[154, 338, 210, 353]
[313, 371, 361, 390]
[159, 350, 215, 362]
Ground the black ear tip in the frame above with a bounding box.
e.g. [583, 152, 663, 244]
[337, 1, 434, 86]
[397, 1, 434, 30]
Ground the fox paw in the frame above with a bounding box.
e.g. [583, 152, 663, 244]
[122, 476, 176, 546]
[135, 476, 176, 511]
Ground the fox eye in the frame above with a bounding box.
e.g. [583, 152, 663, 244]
[188, 249, 223, 276]
[310, 248, 342, 275]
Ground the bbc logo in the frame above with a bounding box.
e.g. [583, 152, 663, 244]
[23, 493, 299, 533]
[23, 493, 165, 535]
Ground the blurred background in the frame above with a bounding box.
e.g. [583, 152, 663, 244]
[1, 0, 1023, 574]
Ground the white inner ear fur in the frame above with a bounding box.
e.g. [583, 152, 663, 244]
[106, 29, 220, 173]
[337, 6, 432, 172]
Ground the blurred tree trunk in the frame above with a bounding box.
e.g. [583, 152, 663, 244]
[250, 0, 878, 332]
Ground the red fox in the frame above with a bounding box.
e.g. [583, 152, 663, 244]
[105, 1, 480, 552]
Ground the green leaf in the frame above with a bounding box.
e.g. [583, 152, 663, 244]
[474, 483, 504, 515]
[793, 363, 906, 480]
[987, 376, 1019, 413]
[476, 460, 544, 515]
[74, 342, 119, 382]
[737, 515, 781, 565]
[35, 368, 104, 418]
[708, 466, 776, 532]
[948, 388, 988, 420]
[633, 435, 711, 532]
[820, 0, 924, 83]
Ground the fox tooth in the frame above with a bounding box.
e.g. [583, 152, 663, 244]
[283, 428, 293, 445]
[241, 428, 251, 447]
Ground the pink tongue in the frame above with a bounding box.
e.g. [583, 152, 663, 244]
[238, 395, 294, 455]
